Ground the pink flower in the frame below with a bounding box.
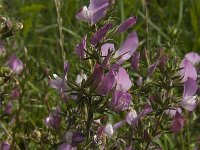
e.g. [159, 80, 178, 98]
[114, 32, 139, 64]
[180, 78, 198, 111]
[57, 143, 75, 150]
[75, 0, 110, 25]
[45, 107, 61, 130]
[0, 141, 10, 150]
[101, 43, 115, 56]
[180, 58, 197, 82]
[90, 23, 112, 46]
[185, 52, 200, 65]
[75, 35, 87, 59]
[126, 109, 138, 126]
[95, 68, 117, 95]
[131, 51, 140, 71]
[50, 62, 69, 93]
[171, 111, 184, 132]
[7, 54, 23, 74]
[115, 66, 132, 91]
[110, 90, 132, 112]
[116, 16, 137, 33]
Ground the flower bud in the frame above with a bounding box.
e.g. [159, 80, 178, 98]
[90, 23, 112, 46]
[0, 141, 10, 150]
[116, 16, 137, 33]
[131, 51, 140, 71]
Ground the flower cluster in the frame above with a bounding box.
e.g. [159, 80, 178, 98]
[45, 0, 200, 149]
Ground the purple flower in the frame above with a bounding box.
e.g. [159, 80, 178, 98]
[10, 88, 20, 100]
[102, 50, 112, 69]
[71, 132, 85, 146]
[114, 32, 139, 64]
[110, 90, 132, 111]
[131, 51, 140, 71]
[103, 123, 114, 136]
[0, 142, 10, 150]
[126, 104, 152, 126]
[116, 16, 137, 33]
[101, 43, 115, 68]
[7, 54, 23, 74]
[171, 111, 184, 132]
[90, 23, 112, 46]
[97, 121, 125, 137]
[96, 69, 117, 95]
[126, 109, 138, 126]
[165, 107, 182, 118]
[58, 143, 75, 150]
[101, 43, 115, 56]
[45, 107, 61, 130]
[4, 101, 12, 115]
[75, 35, 87, 59]
[180, 58, 197, 82]
[139, 103, 153, 117]
[50, 62, 69, 93]
[185, 52, 200, 65]
[49, 74, 68, 92]
[115, 66, 132, 91]
[75, 0, 110, 25]
[113, 120, 126, 130]
[180, 78, 198, 111]
[91, 64, 104, 88]
[147, 60, 159, 77]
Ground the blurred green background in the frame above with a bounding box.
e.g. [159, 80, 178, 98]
[0, 0, 199, 149]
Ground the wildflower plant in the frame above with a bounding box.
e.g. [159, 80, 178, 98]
[0, 1, 199, 150]
[47, 0, 200, 149]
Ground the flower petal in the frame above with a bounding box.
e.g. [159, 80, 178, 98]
[183, 78, 198, 98]
[75, 6, 91, 23]
[180, 96, 197, 111]
[89, 0, 110, 25]
[0, 141, 10, 150]
[90, 23, 112, 46]
[7, 54, 23, 74]
[147, 60, 159, 77]
[180, 58, 197, 82]
[114, 32, 139, 64]
[96, 69, 117, 95]
[75, 35, 87, 59]
[116, 67, 132, 91]
[185, 52, 200, 65]
[171, 111, 184, 132]
[116, 16, 137, 33]
[126, 109, 137, 126]
[101, 43, 115, 56]
[131, 51, 140, 71]
[58, 143, 74, 150]
[103, 123, 114, 136]
[110, 90, 132, 111]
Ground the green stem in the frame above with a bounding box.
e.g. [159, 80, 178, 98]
[54, 0, 65, 65]
[86, 97, 93, 140]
